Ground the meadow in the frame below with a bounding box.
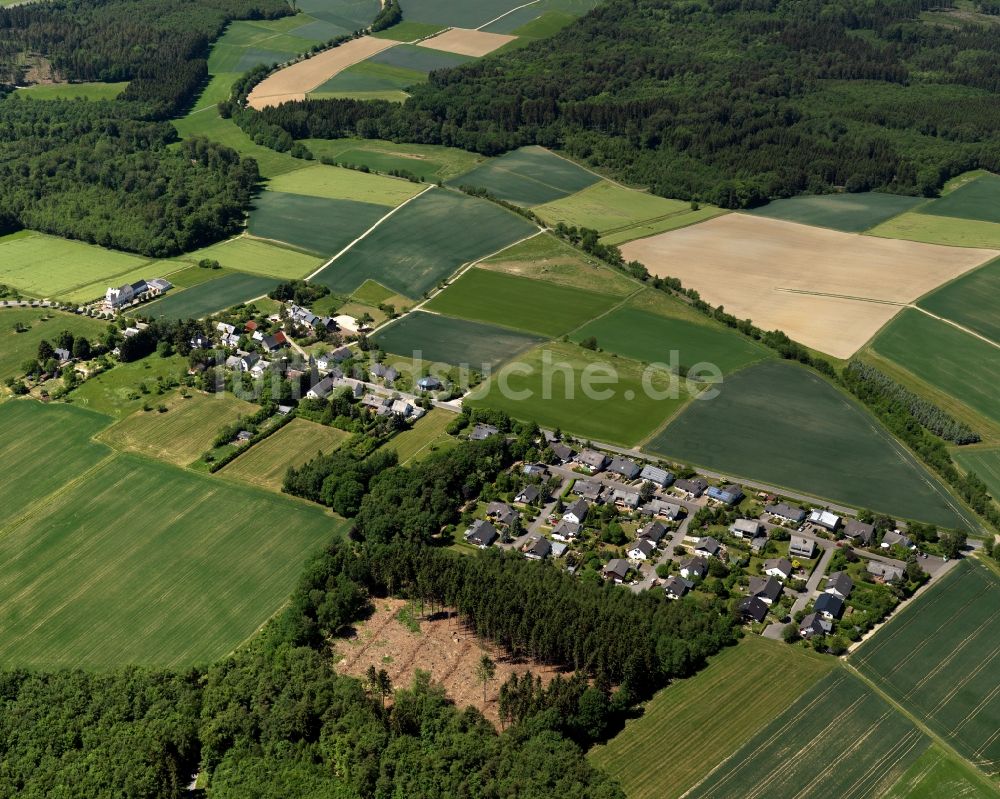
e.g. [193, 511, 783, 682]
[15, 81, 128, 100]
[98, 391, 254, 467]
[388, 0, 532, 28]
[266, 163, 422, 205]
[423, 267, 620, 337]
[745, 191, 923, 232]
[310, 60, 425, 97]
[311, 188, 537, 297]
[467, 341, 693, 446]
[687, 670, 930, 799]
[447, 146, 599, 206]
[0, 309, 106, 381]
[173, 108, 304, 178]
[247, 191, 387, 257]
[480, 0, 602, 33]
[868, 212, 1000, 249]
[372, 311, 543, 369]
[648, 360, 974, 529]
[852, 559, 1000, 774]
[954, 447, 1000, 500]
[221, 417, 350, 491]
[181, 234, 322, 279]
[67, 355, 189, 418]
[922, 172, 1000, 224]
[303, 138, 483, 181]
[917, 256, 1000, 344]
[589, 637, 833, 799]
[376, 408, 457, 465]
[870, 309, 1000, 426]
[145, 272, 279, 320]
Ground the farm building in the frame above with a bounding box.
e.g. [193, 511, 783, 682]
[103, 277, 171, 312]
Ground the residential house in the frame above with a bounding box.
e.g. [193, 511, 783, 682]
[307, 376, 338, 400]
[465, 519, 498, 548]
[707, 483, 744, 506]
[316, 350, 350, 372]
[250, 359, 270, 378]
[224, 355, 241, 371]
[799, 612, 832, 638]
[663, 576, 693, 600]
[638, 521, 667, 546]
[551, 541, 568, 558]
[487, 502, 519, 528]
[881, 530, 914, 550]
[550, 443, 574, 463]
[237, 353, 260, 372]
[694, 536, 722, 559]
[674, 477, 708, 498]
[371, 363, 398, 383]
[417, 376, 442, 391]
[261, 332, 288, 353]
[765, 502, 807, 525]
[680, 557, 708, 580]
[738, 596, 769, 623]
[868, 561, 904, 583]
[748, 575, 783, 605]
[575, 449, 609, 473]
[789, 535, 817, 559]
[103, 277, 170, 312]
[608, 457, 641, 480]
[54, 347, 71, 364]
[236, 430, 253, 443]
[551, 520, 580, 542]
[730, 518, 763, 539]
[522, 463, 548, 478]
[750, 534, 769, 554]
[470, 423, 499, 441]
[808, 509, 841, 531]
[514, 485, 541, 505]
[814, 592, 844, 620]
[523, 536, 552, 560]
[824, 571, 853, 599]
[574, 480, 604, 501]
[843, 519, 875, 546]
[563, 498, 590, 525]
[612, 488, 640, 510]
[390, 399, 423, 420]
[763, 558, 793, 581]
[639, 464, 674, 488]
[641, 499, 684, 520]
[216, 322, 236, 338]
[603, 558, 633, 583]
[627, 538, 656, 561]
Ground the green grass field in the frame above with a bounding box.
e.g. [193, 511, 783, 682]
[15, 81, 128, 100]
[180, 235, 322, 279]
[448, 146, 600, 207]
[144, 273, 279, 321]
[372, 310, 543, 368]
[67, 355, 189, 418]
[401, 0, 543, 26]
[266, 163, 422, 206]
[917, 257, 1000, 344]
[867, 212, 1000, 249]
[853, 559, 1000, 774]
[310, 60, 426, 96]
[467, 341, 693, 446]
[745, 192, 924, 232]
[883, 746, 999, 799]
[351, 279, 397, 305]
[570, 303, 772, 375]
[247, 191, 387, 257]
[954, 447, 1000, 500]
[648, 359, 974, 529]
[303, 138, 483, 181]
[367, 43, 474, 73]
[311, 188, 538, 297]
[369, 20, 445, 40]
[589, 637, 834, 799]
[220, 417, 350, 491]
[0, 309, 106, 382]
[0, 231, 151, 299]
[688, 669, 930, 799]
[423, 267, 620, 337]
[98, 391, 255, 467]
[377, 408, 457, 465]
[507, 10, 577, 37]
[922, 173, 1000, 224]
[173, 108, 304, 178]
[870, 309, 1000, 426]
[481, 0, 601, 33]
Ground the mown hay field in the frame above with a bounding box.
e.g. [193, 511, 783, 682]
[621, 213, 998, 358]
[589, 637, 834, 799]
[868, 212, 1000, 250]
[448, 146, 599, 207]
[376, 408, 457, 465]
[648, 360, 974, 529]
[0, 309, 106, 381]
[303, 138, 483, 181]
[745, 191, 923, 232]
[396, 0, 538, 27]
[67, 355, 189, 419]
[423, 266, 620, 337]
[852, 559, 1000, 774]
[882, 746, 1000, 799]
[311, 188, 537, 297]
[15, 81, 128, 100]
[480, 0, 602, 34]
[417, 27, 516, 57]
[266, 163, 423, 205]
[181, 234, 322, 279]
[220, 417, 350, 491]
[98, 391, 255, 467]
[146, 272, 279, 320]
[917, 256, 1000, 344]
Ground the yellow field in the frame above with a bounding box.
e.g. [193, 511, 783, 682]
[220, 417, 350, 491]
[620, 213, 998, 358]
[417, 28, 515, 56]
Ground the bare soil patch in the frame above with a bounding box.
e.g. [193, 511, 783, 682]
[620, 213, 998, 358]
[248, 36, 401, 109]
[335, 598, 565, 726]
[417, 27, 516, 57]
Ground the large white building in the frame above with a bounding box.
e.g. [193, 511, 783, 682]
[104, 278, 172, 312]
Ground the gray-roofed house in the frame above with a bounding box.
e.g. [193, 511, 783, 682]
[674, 477, 708, 498]
[550, 443, 574, 463]
[603, 558, 633, 583]
[707, 484, 744, 505]
[470, 423, 500, 441]
[514, 485, 541, 505]
[612, 488, 640, 510]
[680, 557, 708, 580]
[638, 521, 667, 545]
[663, 576, 693, 600]
[843, 519, 876, 546]
[825, 571, 854, 599]
[639, 464, 674, 487]
[575, 449, 609, 472]
[261, 332, 288, 353]
[563, 498, 590, 525]
[694, 536, 722, 559]
[808, 509, 841, 531]
[750, 534, 769, 554]
[814, 592, 844, 620]
[867, 561, 905, 583]
[523, 536, 552, 560]
[574, 480, 604, 501]
[551, 541, 568, 558]
[551, 520, 580, 541]
[465, 519, 498, 548]
[522, 463, 548, 477]
[238, 353, 260, 372]
[417, 376, 442, 391]
[641, 499, 684, 520]
[729, 518, 763, 538]
[370, 362, 398, 382]
[763, 558, 793, 581]
[738, 596, 769, 623]
[54, 347, 71, 363]
[799, 612, 831, 638]
[487, 502, 519, 527]
[765, 502, 807, 525]
[627, 538, 656, 561]
[608, 457, 641, 480]
[306, 376, 337, 400]
[881, 530, 914, 550]
[789, 535, 817, 559]
[748, 575, 783, 605]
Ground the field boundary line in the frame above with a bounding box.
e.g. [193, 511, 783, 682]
[776, 288, 908, 306]
[307, 184, 435, 281]
[910, 304, 1000, 351]
[476, 0, 542, 30]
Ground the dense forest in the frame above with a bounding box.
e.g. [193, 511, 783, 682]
[257, 0, 1000, 204]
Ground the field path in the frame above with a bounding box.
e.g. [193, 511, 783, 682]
[911, 304, 1000, 350]
[476, 0, 541, 30]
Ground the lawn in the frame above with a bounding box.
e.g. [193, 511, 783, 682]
[98, 391, 255, 467]
[688, 669, 930, 799]
[745, 191, 923, 232]
[377, 408, 457, 465]
[922, 172, 1000, 224]
[15, 81, 128, 100]
[870, 309, 1000, 426]
[372, 311, 543, 369]
[266, 163, 422, 206]
[220, 417, 350, 491]
[467, 341, 694, 446]
[648, 359, 975, 529]
[0, 231, 151, 299]
[310, 60, 426, 95]
[303, 138, 483, 181]
[447, 146, 600, 207]
[423, 267, 620, 337]
[589, 637, 833, 799]
[180, 235, 322, 279]
[247, 191, 387, 257]
[311, 188, 538, 298]
[954, 447, 1000, 500]
[852, 559, 1000, 775]
[917, 256, 1000, 344]
[144, 272, 280, 320]
[0, 309, 106, 382]
[66, 355, 189, 419]
[868, 211, 1000, 249]
[570, 303, 772, 375]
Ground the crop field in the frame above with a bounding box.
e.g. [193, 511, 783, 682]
[869, 309, 1000, 426]
[448, 146, 599, 207]
[918, 256, 1000, 344]
[377, 408, 457, 465]
[396, 0, 535, 27]
[505, 10, 577, 37]
[467, 341, 693, 446]
[620, 214, 998, 358]
[481, 0, 602, 33]
[310, 60, 425, 96]
[417, 28, 516, 57]
[367, 42, 475, 73]
[0, 230, 151, 299]
[145, 273, 279, 321]
[221, 418, 350, 491]
[98, 391, 255, 467]
[296, 0, 380, 31]
[853, 559, 1000, 774]
[0, 309, 106, 381]
[648, 360, 974, 529]
[266, 163, 422, 205]
[868, 212, 1000, 249]
[571, 303, 772, 375]
[311, 188, 538, 297]
[247, 191, 387, 257]
[922, 172, 1000, 224]
[369, 21, 446, 41]
[179, 236, 320, 279]
[589, 637, 834, 799]
[954, 447, 1000, 500]
[883, 746, 1000, 799]
[303, 138, 483, 180]
[15, 81, 128, 100]
[423, 267, 620, 337]
[372, 310, 543, 369]
[745, 192, 923, 232]
[688, 670, 930, 799]
[67, 355, 189, 418]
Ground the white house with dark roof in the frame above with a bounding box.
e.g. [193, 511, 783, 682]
[523, 536, 551, 560]
[680, 556, 708, 580]
[763, 558, 793, 581]
[694, 536, 722, 559]
[638, 520, 667, 545]
[663, 576, 693, 600]
[799, 612, 831, 638]
[551, 520, 580, 541]
[824, 571, 853, 599]
[748, 575, 783, 605]
[465, 519, 498, 548]
[627, 538, 656, 561]
[563, 498, 590, 525]
[514, 485, 541, 505]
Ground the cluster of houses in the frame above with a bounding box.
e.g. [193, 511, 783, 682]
[103, 278, 172, 313]
[805, 509, 915, 551]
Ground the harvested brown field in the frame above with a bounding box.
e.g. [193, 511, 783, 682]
[620, 213, 998, 358]
[335, 598, 564, 726]
[248, 36, 401, 109]
[417, 27, 516, 57]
